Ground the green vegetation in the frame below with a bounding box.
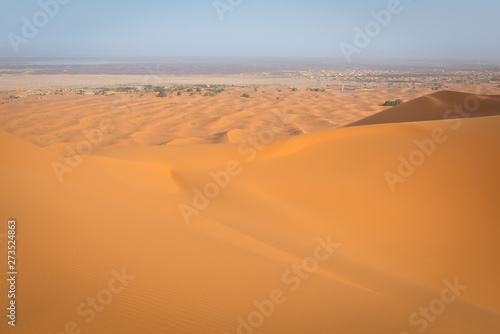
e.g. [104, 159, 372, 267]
[95, 87, 111, 95]
[115, 86, 138, 93]
[241, 93, 250, 98]
[144, 85, 166, 93]
[85, 83, 232, 98]
[291, 87, 298, 91]
[431, 84, 443, 91]
[206, 86, 225, 94]
[383, 99, 404, 106]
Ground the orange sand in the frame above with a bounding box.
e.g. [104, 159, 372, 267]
[1, 90, 499, 334]
[0, 87, 433, 152]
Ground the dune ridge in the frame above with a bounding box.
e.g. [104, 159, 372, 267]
[346, 91, 500, 127]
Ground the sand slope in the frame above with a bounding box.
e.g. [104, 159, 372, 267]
[1, 92, 499, 334]
[346, 91, 500, 127]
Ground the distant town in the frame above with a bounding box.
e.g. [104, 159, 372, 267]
[293, 68, 500, 91]
[1, 58, 499, 95]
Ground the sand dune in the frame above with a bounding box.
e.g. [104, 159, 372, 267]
[1, 91, 499, 334]
[0, 87, 434, 151]
[346, 91, 500, 127]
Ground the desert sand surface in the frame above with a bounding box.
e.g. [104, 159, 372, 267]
[346, 91, 500, 127]
[1, 90, 500, 334]
[0, 87, 435, 153]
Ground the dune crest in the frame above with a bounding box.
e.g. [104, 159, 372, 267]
[346, 91, 500, 127]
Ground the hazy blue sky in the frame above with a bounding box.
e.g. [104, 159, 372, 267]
[1, 0, 499, 62]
